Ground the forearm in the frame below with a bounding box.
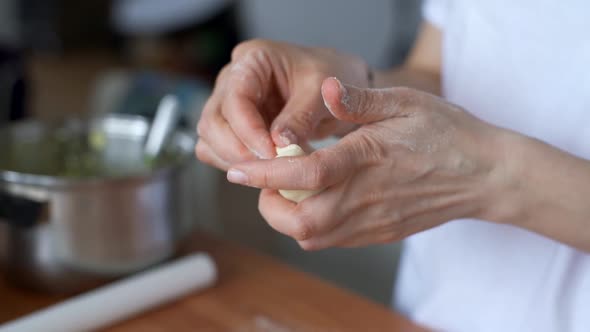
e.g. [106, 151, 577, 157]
[372, 21, 442, 95]
[373, 66, 441, 96]
[485, 130, 590, 252]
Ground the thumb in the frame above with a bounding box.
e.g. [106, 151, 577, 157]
[321, 77, 418, 124]
[270, 89, 326, 147]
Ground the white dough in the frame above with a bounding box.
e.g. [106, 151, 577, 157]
[275, 144, 322, 203]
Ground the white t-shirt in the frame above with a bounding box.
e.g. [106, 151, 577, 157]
[395, 1, 590, 331]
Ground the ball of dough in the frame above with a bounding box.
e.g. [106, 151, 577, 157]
[275, 144, 322, 203]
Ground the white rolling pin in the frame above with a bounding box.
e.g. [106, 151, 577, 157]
[0, 253, 217, 332]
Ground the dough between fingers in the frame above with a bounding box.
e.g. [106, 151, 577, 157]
[275, 144, 322, 203]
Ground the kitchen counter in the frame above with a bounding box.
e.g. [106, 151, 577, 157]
[0, 231, 426, 331]
[0, 52, 423, 331]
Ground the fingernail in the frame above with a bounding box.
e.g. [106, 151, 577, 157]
[279, 129, 297, 146]
[249, 136, 275, 159]
[227, 168, 249, 184]
[249, 148, 265, 159]
[323, 77, 351, 116]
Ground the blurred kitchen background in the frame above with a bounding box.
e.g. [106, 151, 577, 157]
[0, 0, 421, 304]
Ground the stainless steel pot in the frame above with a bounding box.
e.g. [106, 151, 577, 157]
[0, 114, 195, 293]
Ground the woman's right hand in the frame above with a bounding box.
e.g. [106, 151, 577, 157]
[195, 39, 370, 170]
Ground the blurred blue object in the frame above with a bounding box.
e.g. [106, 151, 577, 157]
[107, 70, 210, 129]
[112, 0, 232, 36]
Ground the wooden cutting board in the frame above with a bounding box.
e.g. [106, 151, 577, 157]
[0, 231, 428, 331]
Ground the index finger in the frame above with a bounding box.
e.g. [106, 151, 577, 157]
[227, 140, 363, 190]
[222, 51, 276, 159]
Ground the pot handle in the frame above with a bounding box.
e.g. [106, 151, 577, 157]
[0, 189, 47, 228]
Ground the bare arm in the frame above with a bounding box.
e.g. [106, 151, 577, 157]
[382, 22, 590, 252]
[373, 22, 442, 95]
[489, 132, 590, 252]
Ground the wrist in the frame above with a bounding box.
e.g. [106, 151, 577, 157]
[476, 128, 530, 225]
[479, 129, 590, 250]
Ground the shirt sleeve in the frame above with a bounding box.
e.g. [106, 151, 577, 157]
[422, 0, 449, 29]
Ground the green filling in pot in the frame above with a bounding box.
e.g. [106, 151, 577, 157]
[1, 129, 184, 178]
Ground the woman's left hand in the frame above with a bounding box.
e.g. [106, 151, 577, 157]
[226, 77, 512, 250]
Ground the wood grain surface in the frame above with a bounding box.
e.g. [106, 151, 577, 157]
[0, 232, 427, 331]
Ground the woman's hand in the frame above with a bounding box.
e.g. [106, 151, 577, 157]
[226, 78, 511, 250]
[196, 40, 370, 170]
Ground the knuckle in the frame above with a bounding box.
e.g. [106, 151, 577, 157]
[368, 207, 402, 231]
[348, 131, 386, 164]
[248, 38, 273, 50]
[214, 64, 231, 87]
[284, 110, 315, 137]
[259, 214, 282, 235]
[291, 209, 314, 241]
[307, 153, 330, 189]
[196, 119, 209, 139]
[420, 108, 448, 129]
[231, 39, 271, 61]
[200, 98, 215, 119]
[234, 144, 253, 161]
[195, 142, 217, 167]
[365, 190, 384, 207]
[258, 195, 279, 229]
[201, 91, 221, 114]
[257, 194, 267, 216]
[390, 87, 420, 111]
[231, 41, 250, 61]
[307, 71, 327, 84]
[373, 214, 397, 231]
[228, 44, 272, 100]
[195, 141, 207, 160]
